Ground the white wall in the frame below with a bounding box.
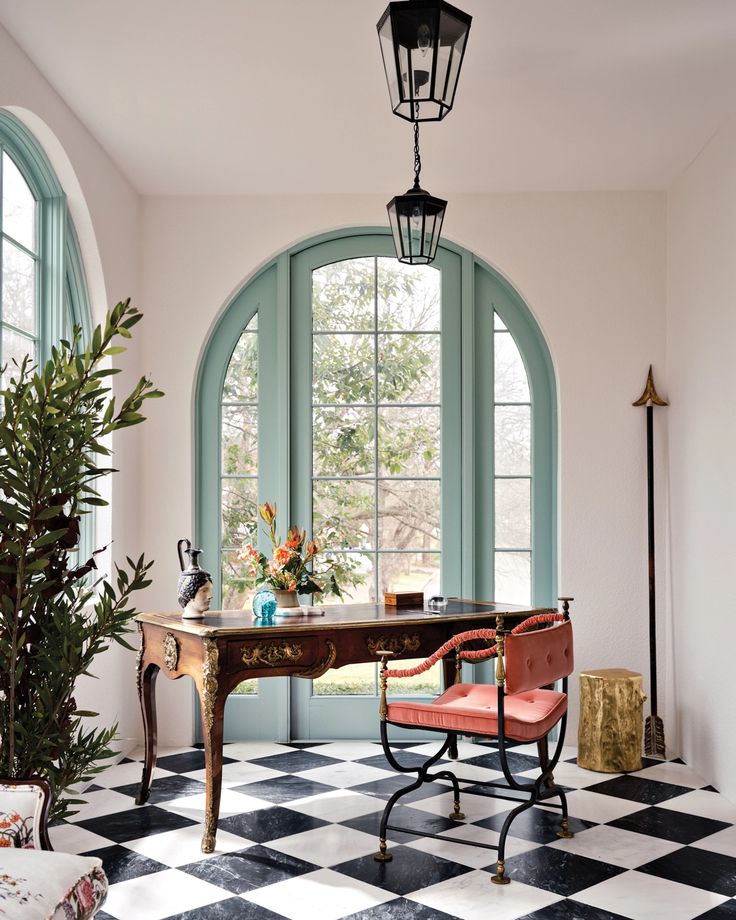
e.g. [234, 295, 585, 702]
[667, 119, 736, 802]
[0, 24, 143, 751]
[138, 192, 666, 745]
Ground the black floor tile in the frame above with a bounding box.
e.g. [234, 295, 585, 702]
[517, 900, 632, 920]
[85, 843, 169, 884]
[638, 846, 736, 896]
[333, 845, 471, 896]
[356, 752, 451, 772]
[692, 900, 736, 919]
[75, 804, 197, 843]
[463, 749, 541, 774]
[178, 844, 318, 894]
[218, 804, 329, 843]
[351, 774, 452, 802]
[584, 774, 693, 805]
[340, 802, 457, 843]
[231, 774, 337, 804]
[248, 749, 341, 774]
[114, 773, 207, 803]
[155, 750, 237, 774]
[346, 898, 459, 919]
[609, 805, 730, 844]
[476, 806, 594, 844]
[503, 846, 625, 896]
[163, 898, 288, 920]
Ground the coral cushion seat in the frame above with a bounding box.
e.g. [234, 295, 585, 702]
[387, 683, 568, 743]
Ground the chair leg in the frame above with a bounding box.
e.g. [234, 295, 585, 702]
[555, 788, 574, 839]
[435, 765, 465, 821]
[491, 797, 537, 886]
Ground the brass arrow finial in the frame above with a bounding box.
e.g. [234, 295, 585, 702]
[633, 365, 668, 407]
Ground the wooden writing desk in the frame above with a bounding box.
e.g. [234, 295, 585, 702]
[135, 599, 553, 852]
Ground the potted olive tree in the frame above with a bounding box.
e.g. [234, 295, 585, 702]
[0, 300, 162, 823]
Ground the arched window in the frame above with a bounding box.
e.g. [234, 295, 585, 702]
[196, 230, 556, 741]
[0, 110, 90, 385]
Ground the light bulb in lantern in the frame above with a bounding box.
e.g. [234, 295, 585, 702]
[417, 22, 431, 55]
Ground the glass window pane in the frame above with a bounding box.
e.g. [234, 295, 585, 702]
[221, 477, 258, 547]
[222, 406, 257, 475]
[313, 258, 375, 331]
[221, 549, 257, 610]
[394, 658, 442, 696]
[313, 406, 375, 477]
[377, 258, 440, 331]
[313, 479, 375, 551]
[2, 241, 36, 334]
[378, 551, 441, 598]
[313, 333, 374, 405]
[223, 326, 257, 402]
[2, 152, 36, 251]
[495, 551, 531, 605]
[379, 482, 440, 551]
[378, 407, 440, 477]
[313, 662, 376, 696]
[1, 327, 35, 387]
[495, 331, 530, 402]
[377, 334, 440, 403]
[495, 479, 531, 549]
[495, 405, 531, 476]
[494, 312, 507, 330]
[317, 551, 375, 607]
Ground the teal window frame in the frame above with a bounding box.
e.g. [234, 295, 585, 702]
[195, 228, 557, 740]
[0, 109, 93, 561]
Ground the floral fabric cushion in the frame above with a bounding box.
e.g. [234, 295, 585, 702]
[0, 850, 107, 919]
[0, 784, 46, 849]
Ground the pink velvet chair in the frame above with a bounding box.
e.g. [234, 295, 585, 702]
[373, 605, 575, 885]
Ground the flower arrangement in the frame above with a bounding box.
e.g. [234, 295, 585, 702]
[238, 503, 348, 601]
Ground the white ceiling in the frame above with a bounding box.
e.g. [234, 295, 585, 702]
[2, 0, 736, 195]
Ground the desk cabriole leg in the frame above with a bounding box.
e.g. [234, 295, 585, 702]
[136, 625, 159, 806]
[200, 638, 224, 854]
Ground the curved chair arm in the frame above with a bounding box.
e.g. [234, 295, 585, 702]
[374, 628, 497, 681]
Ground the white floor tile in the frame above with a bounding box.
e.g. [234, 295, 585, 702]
[441, 822, 541, 858]
[311, 741, 385, 761]
[562, 788, 648, 823]
[657, 788, 736, 823]
[103, 868, 230, 919]
[694, 823, 736, 859]
[94, 761, 173, 788]
[48, 822, 114, 855]
[244, 868, 395, 920]
[519, 759, 621, 789]
[200, 761, 286, 788]
[221, 741, 294, 761]
[159, 788, 271, 821]
[573, 870, 729, 920]
[283, 788, 384, 822]
[404, 833, 499, 869]
[297, 761, 396, 789]
[267, 824, 379, 867]
[407, 789, 510, 821]
[548, 823, 683, 868]
[408, 869, 562, 920]
[634, 761, 707, 788]
[124, 824, 252, 866]
[64, 788, 139, 823]
[406, 740, 499, 761]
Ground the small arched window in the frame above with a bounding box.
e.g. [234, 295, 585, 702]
[0, 110, 90, 385]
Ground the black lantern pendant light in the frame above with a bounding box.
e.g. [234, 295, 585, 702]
[377, 0, 472, 122]
[386, 122, 447, 265]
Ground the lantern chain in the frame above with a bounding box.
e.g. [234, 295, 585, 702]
[413, 121, 422, 190]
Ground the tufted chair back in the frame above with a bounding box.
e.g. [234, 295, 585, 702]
[504, 619, 574, 695]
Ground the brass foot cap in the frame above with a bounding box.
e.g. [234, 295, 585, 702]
[556, 829, 574, 839]
[491, 875, 510, 886]
[373, 852, 393, 862]
[201, 838, 215, 854]
[449, 812, 466, 821]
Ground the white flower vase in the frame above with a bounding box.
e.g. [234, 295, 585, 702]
[272, 589, 302, 617]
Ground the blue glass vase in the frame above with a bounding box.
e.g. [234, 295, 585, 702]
[252, 587, 277, 619]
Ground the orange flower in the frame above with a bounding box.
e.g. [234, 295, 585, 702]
[285, 527, 303, 550]
[273, 545, 291, 567]
[0, 839, 10, 847]
[306, 540, 318, 557]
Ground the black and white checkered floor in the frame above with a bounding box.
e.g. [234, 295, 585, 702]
[50, 740, 736, 920]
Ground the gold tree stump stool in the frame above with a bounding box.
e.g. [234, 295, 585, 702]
[578, 669, 647, 772]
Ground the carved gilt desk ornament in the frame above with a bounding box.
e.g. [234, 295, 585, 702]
[177, 538, 213, 619]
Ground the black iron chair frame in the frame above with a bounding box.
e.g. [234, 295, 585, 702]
[373, 607, 573, 886]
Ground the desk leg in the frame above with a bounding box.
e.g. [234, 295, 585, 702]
[199, 639, 224, 854]
[136, 659, 159, 806]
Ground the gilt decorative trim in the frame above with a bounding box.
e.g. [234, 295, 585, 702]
[201, 639, 220, 734]
[135, 621, 145, 697]
[366, 633, 421, 657]
[295, 640, 337, 679]
[162, 632, 179, 672]
[241, 641, 303, 669]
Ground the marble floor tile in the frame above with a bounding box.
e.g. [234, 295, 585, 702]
[101, 868, 231, 920]
[698, 825, 736, 860]
[573, 870, 729, 920]
[548, 823, 683, 868]
[123, 824, 253, 867]
[266, 823, 380, 867]
[658, 790, 736, 824]
[282, 788, 385, 823]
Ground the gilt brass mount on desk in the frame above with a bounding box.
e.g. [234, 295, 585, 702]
[134, 599, 552, 853]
